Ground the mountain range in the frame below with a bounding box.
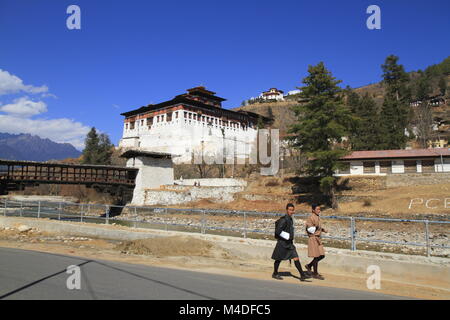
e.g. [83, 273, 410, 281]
[0, 133, 81, 162]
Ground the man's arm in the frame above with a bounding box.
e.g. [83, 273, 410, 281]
[276, 217, 287, 239]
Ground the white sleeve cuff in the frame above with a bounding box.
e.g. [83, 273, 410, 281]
[280, 231, 290, 240]
[307, 227, 316, 234]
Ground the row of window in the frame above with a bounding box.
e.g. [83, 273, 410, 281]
[338, 160, 438, 174]
[125, 110, 253, 131]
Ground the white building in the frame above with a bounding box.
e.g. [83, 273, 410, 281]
[259, 88, 284, 101]
[119, 87, 268, 164]
[335, 148, 450, 176]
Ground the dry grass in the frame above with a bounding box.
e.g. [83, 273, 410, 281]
[339, 183, 450, 216]
[115, 236, 217, 257]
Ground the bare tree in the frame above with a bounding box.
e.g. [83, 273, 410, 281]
[413, 101, 434, 148]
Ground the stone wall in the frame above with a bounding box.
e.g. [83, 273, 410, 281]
[338, 175, 387, 191]
[143, 185, 245, 205]
[174, 178, 247, 187]
[386, 173, 450, 188]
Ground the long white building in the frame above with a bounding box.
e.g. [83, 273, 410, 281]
[119, 87, 268, 164]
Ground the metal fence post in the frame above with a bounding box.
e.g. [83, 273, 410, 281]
[243, 211, 247, 239]
[165, 208, 168, 231]
[3, 198, 6, 216]
[425, 220, 431, 257]
[201, 210, 205, 234]
[350, 217, 356, 251]
[134, 206, 137, 228]
[80, 204, 83, 223]
[58, 202, 61, 221]
[20, 200, 23, 217]
[37, 201, 41, 219]
[105, 205, 109, 225]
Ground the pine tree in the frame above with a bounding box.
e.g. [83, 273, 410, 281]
[81, 127, 114, 165]
[439, 77, 447, 96]
[415, 75, 431, 101]
[267, 106, 274, 120]
[98, 133, 114, 165]
[346, 90, 383, 150]
[379, 55, 411, 149]
[256, 115, 265, 129]
[289, 62, 354, 209]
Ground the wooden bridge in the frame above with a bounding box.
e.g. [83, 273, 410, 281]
[0, 160, 138, 200]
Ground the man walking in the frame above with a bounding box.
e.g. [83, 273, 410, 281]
[305, 204, 327, 280]
[271, 203, 310, 282]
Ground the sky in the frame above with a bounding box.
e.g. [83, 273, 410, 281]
[0, 0, 449, 150]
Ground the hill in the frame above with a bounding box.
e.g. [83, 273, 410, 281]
[0, 133, 81, 162]
[233, 56, 450, 144]
[232, 101, 298, 136]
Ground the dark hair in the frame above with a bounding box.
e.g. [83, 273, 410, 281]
[312, 204, 319, 211]
[286, 203, 295, 210]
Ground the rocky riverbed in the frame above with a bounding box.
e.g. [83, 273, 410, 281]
[115, 210, 450, 258]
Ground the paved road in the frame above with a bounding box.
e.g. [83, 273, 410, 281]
[0, 247, 405, 300]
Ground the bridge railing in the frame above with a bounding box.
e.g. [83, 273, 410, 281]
[0, 160, 138, 185]
[1, 198, 449, 258]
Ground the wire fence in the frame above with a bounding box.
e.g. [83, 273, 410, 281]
[1, 198, 449, 258]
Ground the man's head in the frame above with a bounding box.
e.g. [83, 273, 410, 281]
[286, 203, 295, 216]
[312, 204, 321, 215]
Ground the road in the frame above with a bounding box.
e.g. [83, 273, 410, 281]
[0, 247, 405, 300]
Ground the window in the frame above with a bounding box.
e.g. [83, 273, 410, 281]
[363, 161, 375, 174]
[147, 117, 153, 126]
[175, 112, 178, 119]
[404, 160, 417, 173]
[337, 163, 350, 174]
[130, 121, 135, 130]
[125, 123, 128, 130]
[422, 160, 435, 173]
[380, 161, 391, 173]
[184, 111, 187, 118]
[167, 112, 172, 122]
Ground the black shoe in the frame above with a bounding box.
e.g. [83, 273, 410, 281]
[299, 275, 308, 282]
[312, 273, 325, 280]
[272, 273, 283, 280]
[301, 272, 311, 279]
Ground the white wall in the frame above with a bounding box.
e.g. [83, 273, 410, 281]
[126, 156, 174, 205]
[174, 178, 247, 187]
[435, 158, 450, 172]
[350, 161, 363, 175]
[119, 111, 258, 164]
[391, 160, 404, 173]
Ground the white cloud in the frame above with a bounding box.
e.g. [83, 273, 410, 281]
[0, 97, 47, 117]
[0, 69, 92, 150]
[0, 114, 90, 150]
[0, 69, 48, 95]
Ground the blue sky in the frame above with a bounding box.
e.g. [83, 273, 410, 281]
[0, 0, 449, 149]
